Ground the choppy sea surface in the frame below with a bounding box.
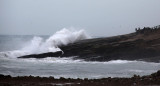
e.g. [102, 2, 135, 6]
[0, 29, 160, 79]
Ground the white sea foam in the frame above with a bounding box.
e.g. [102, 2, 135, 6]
[17, 58, 137, 64]
[0, 28, 90, 58]
[18, 57, 84, 63]
[106, 60, 135, 64]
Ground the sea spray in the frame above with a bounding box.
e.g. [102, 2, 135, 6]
[0, 28, 90, 58]
[39, 28, 90, 53]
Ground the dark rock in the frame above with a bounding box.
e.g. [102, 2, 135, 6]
[151, 70, 160, 78]
[18, 51, 63, 58]
[0, 70, 160, 86]
[60, 26, 160, 62]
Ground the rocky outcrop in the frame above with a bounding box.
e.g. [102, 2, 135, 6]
[60, 26, 160, 62]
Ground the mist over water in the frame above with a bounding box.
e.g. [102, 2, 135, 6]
[0, 28, 160, 79]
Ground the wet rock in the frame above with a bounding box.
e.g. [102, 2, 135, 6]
[18, 51, 63, 58]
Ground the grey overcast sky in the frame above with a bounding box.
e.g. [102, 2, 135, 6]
[0, 0, 160, 36]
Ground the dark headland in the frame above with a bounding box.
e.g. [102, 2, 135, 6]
[18, 25, 160, 63]
[60, 25, 160, 62]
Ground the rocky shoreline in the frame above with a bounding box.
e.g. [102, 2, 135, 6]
[0, 70, 160, 86]
[18, 25, 160, 63]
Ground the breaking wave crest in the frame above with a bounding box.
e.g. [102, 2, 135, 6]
[0, 28, 90, 58]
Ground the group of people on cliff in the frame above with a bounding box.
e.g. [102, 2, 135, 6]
[135, 25, 160, 34]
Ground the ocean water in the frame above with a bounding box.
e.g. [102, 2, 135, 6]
[0, 29, 160, 79]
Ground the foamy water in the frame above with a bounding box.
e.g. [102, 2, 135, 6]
[0, 57, 160, 79]
[0, 28, 160, 79]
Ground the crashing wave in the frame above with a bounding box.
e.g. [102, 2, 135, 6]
[0, 28, 90, 58]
